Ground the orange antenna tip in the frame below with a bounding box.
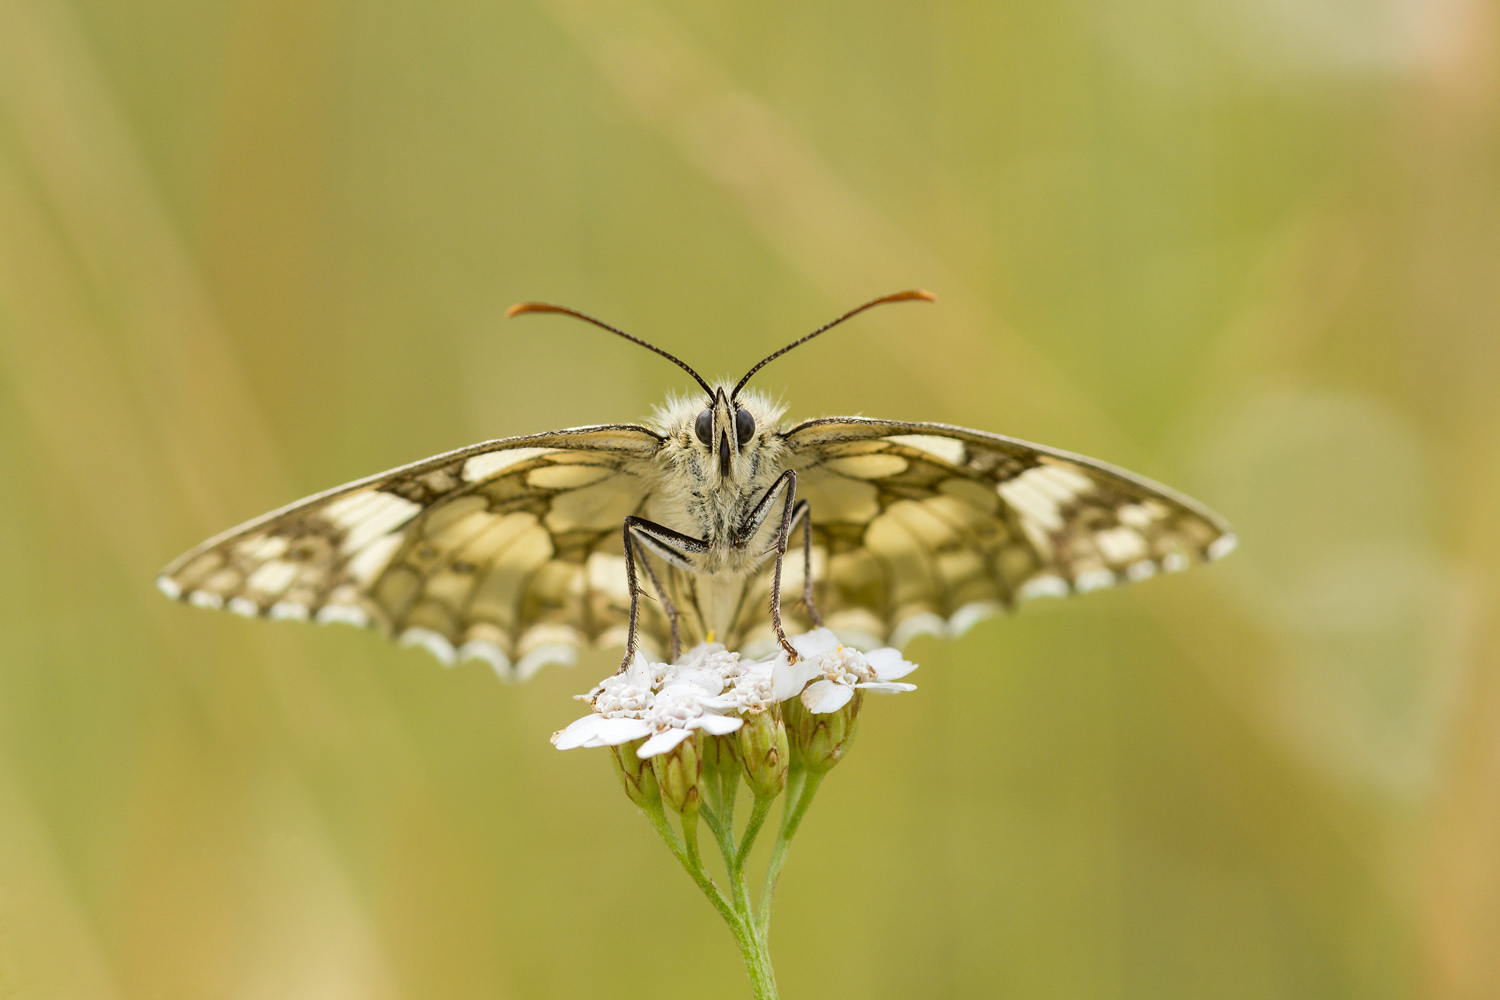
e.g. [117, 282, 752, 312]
[506, 302, 553, 318]
[731, 288, 938, 397]
[502, 299, 713, 396]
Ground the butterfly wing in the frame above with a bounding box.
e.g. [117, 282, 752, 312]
[729, 417, 1234, 652]
[157, 425, 670, 678]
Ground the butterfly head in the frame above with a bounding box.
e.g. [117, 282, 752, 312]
[697, 386, 754, 478]
[652, 385, 785, 488]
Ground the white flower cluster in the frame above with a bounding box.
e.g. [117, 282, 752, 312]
[551, 628, 917, 758]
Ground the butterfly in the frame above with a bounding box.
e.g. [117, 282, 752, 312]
[157, 291, 1235, 679]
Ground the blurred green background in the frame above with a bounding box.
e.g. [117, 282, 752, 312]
[2, 0, 1497, 996]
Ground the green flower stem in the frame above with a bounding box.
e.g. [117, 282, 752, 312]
[637, 755, 829, 999]
[731, 913, 779, 1000]
[722, 808, 779, 1000]
[735, 795, 774, 871]
[699, 802, 725, 847]
[725, 811, 759, 950]
[756, 767, 824, 936]
[702, 789, 737, 873]
[718, 765, 739, 841]
[682, 814, 710, 884]
[651, 800, 779, 999]
[643, 801, 737, 928]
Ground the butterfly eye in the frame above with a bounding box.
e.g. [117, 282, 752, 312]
[694, 408, 714, 446]
[735, 407, 755, 445]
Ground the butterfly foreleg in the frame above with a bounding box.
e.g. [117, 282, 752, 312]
[620, 516, 707, 672]
[632, 543, 681, 662]
[735, 469, 802, 662]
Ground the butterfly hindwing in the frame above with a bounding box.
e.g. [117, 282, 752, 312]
[157, 425, 670, 678]
[735, 417, 1234, 652]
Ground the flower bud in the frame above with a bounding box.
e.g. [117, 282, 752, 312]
[651, 731, 702, 816]
[701, 729, 738, 768]
[608, 737, 659, 808]
[736, 707, 789, 798]
[784, 688, 862, 774]
[700, 731, 740, 790]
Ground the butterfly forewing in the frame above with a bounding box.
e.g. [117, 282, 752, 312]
[723, 418, 1235, 653]
[157, 425, 675, 678]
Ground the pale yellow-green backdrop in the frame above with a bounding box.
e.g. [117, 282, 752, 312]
[2, 0, 1497, 997]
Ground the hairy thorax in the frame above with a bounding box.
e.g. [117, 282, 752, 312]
[642, 390, 789, 574]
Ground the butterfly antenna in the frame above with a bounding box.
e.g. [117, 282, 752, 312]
[732, 289, 936, 398]
[507, 301, 713, 397]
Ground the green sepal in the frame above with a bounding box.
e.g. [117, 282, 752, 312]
[784, 689, 862, 774]
[737, 707, 790, 798]
[651, 731, 702, 817]
[608, 737, 660, 808]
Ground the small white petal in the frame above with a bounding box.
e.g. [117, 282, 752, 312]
[582, 717, 653, 747]
[676, 642, 728, 667]
[740, 661, 775, 685]
[670, 668, 725, 695]
[637, 727, 694, 758]
[614, 652, 654, 688]
[801, 680, 854, 715]
[552, 715, 607, 749]
[790, 628, 841, 658]
[864, 647, 918, 681]
[855, 681, 917, 694]
[690, 713, 745, 736]
[772, 653, 822, 702]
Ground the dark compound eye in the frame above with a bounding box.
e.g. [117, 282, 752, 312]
[735, 407, 755, 445]
[694, 408, 714, 446]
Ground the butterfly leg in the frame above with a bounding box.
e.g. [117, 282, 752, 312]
[734, 469, 805, 660]
[633, 544, 681, 662]
[787, 498, 825, 628]
[620, 516, 707, 672]
[766, 472, 802, 662]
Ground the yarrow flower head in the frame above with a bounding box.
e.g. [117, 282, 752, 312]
[761, 628, 917, 772]
[552, 629, 918, 798]
[770, 627, 917, 710]
[552, 643, 771, 753]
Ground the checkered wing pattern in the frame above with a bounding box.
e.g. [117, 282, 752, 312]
[157, 425, 672, 679]
[731, 418, 1235, 652]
